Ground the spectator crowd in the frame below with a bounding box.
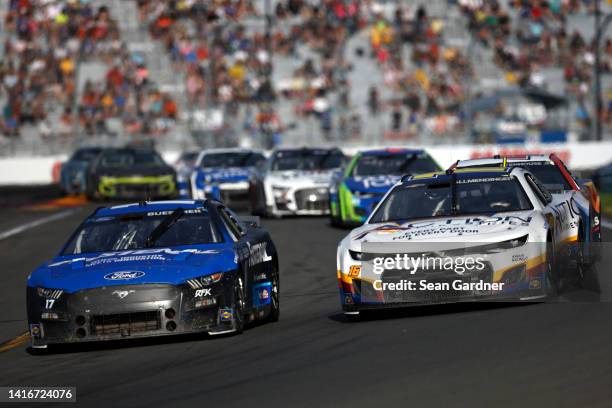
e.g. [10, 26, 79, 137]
[0, 0, 610, 146]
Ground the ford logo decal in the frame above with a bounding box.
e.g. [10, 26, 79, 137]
[104, 271, 145, 281]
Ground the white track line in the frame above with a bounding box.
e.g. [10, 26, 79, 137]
[0, 209, 77, 241]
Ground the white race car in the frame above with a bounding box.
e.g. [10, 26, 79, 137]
[249, 147, 346, 217]
[452, 154, 601, 264]
[337, 167, 589, 318]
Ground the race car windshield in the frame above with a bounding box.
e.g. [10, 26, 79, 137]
[512, 164, 572, 192]
[71, 148, 102, 162]
[271, 150, 344, 171]
[62, 211, 222, 254]
[201, 152, 265, 168]
[369, 177, 533, 223]
[99, 150, 165, 168]
[352, 154, 439, 176]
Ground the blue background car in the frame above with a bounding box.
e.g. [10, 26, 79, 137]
[190, 148, 266, 204]
[329, 148, 440, 226]
[59, 147, 103, 195]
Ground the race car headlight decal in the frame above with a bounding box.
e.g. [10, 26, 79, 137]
[437, 235, 529, 257]
[36, 287, 63, 299]
[186, 273, 224, 289]
[349, 250, 363, 261]
[497, 234, 529, 250]
[272, 186, 290, 198]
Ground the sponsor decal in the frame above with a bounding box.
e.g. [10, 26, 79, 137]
[146, 208, 205, 216]
[219, 308, 233, 322]
[355, 175, 401, 189]
[356, 216, 532, 240]
[529, 279, 542, 289]
[30, 324, 43, 338]
[49, 248, 219, 267]
[456, 177, 511, 184]
[104, 271, 146, 281]
[259, 288, 269, 300]
[254, 272, 267, 281]
[112, 289, 135, 299]
[195, 288, 212, 297]
[248, 242, 272, 266]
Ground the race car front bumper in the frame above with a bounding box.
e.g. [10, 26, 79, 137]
[338, 185, 385, 225]
[97, 176, 176, 200]
[338, 251, 550, 313]
[270, 186, 330, 216]
[27, 283, 239, 348]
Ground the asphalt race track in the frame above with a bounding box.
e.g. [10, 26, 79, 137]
[1, 197, 611, 408]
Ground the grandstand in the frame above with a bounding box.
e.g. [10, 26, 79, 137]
[0, 0, 611, 157]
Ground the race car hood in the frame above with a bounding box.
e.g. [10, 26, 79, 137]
[28, 245, 238, 293]
[267, 169, 335, 187]
[195, 167, 253, 184]
[344, 175, 401, 194]
[349, 211, 535, 249]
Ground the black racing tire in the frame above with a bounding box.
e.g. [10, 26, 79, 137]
[576, 225, 601, 292]
[329, 208, 342, 228]
[545, 240, 559, 299]
[267, 264, 280, 323]
[249, 182, 267, 217]
[233, 276, 246, 334]
[576, 224, 587, 287]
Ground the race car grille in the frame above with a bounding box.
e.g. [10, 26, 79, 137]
[294, 188, 328, 211]
[90, 310, 161, 335]
[116, 184, 165, 198]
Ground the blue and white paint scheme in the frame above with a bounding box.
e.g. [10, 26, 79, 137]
[190, 148, 266, 202]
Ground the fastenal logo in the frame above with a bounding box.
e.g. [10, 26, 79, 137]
[103, 271, 146, 281]
[112, 290, 135, 299]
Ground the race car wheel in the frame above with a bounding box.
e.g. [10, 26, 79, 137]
[267, 265, 280, 322]
[576, 225, 587, 285]
[545, 240, 559, 298]
[576, 222, 601, 292]
[233, 276, 246, 334]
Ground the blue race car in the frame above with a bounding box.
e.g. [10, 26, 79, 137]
[190, 149, 266, 204]
[27, 200, 279, 348]
[173, 150, 200, 198]
[59, 147, 103, 195]
[329, 148, 440, 226]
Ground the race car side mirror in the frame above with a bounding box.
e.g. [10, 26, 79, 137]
[238, 216, 261, 229]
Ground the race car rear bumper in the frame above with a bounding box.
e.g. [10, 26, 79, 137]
[27, 283, 238, 347]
